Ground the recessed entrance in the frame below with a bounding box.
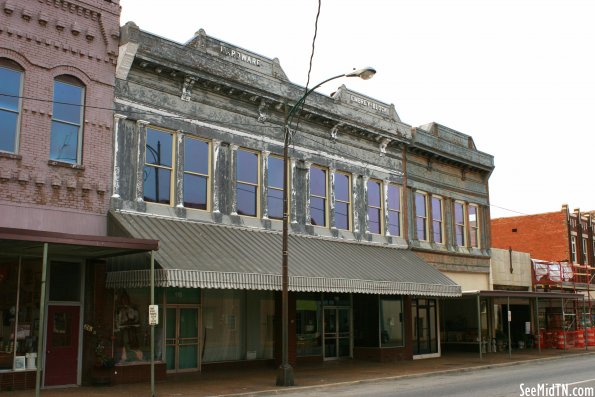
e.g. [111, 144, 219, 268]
[323, 307, 351, 360]
[412, 298, 438, 355]
[165, 306, 200, 372]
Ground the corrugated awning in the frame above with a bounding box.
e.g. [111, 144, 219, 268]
[106, 211, 461, 297]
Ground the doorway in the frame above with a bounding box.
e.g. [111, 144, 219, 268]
[165, 306, 200, 372]
[323, 307, 351, 360]
[412, 298, 438, 356]
[44, 305, 80, 386]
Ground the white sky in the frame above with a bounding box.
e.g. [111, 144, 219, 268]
[120, 0, 595, 218]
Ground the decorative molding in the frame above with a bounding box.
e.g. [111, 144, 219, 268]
[330, 123, 342, 143]
[257, 99, 269, 123]
[379, 138, 391, 156]
[181, 76, 196, 102]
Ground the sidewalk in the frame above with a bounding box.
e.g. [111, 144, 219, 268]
[4, 348, 594, 397]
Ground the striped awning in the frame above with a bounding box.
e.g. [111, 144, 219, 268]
[106, 211, 461, 297]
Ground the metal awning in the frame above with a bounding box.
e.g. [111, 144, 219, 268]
[106, 211, 461, 297]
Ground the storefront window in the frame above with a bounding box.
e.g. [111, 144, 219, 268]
[296, 295, 322, 356]
[0, 258, 41, 370]
[380, 297, 404, 347]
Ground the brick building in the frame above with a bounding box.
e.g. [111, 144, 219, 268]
[0, 0, 157, 390]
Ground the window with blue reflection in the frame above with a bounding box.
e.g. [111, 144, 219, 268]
[387, 185, 401, 236]
[143, 128, 173, 205]
[49, 78, 84, 163]
[415, 192, 427, 241]
[0, 63, 22, 153]
[310, 166, 327, 226]
[432, 197, 443, 243]
[367, 180, 382, 234]
[267, 156, 284, 220]
[334, 172, 350, 230]
[184, 138, 209, 210]
[454, 202, 465, 246]
[236, 149, 259, 216]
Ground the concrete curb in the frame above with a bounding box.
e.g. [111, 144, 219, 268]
[213, 352, 595, 397]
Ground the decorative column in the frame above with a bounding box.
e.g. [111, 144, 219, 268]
[362, 175, 370, 234]
[304, 161, 312, 225]
[175, 131, 185, 208]
[383, 179, 390, 236]
[290, 158, 298, 224]
[135, 120, 150, 203]
[352, 173, 360, 234]
[111, 114, 127, 199]
[211, 139, 221, 214]
[329, 167, 337, 230]
[230, 144, 239, 215]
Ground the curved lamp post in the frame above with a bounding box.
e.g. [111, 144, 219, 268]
[277, 66, 376, 386]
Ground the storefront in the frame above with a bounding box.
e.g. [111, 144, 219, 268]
[0, 227, 157, 392]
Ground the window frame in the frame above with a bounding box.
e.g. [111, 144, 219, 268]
[431, 196, 444, 244]
[468, 204, 480, 248]
[266, 154, 285, 220]
[0, 61, 23, 154]
[49, 76, 85, 164]
[183, 136, 210, 211]
[571, 236, 577, 263]
[143, 127, 175, 205]
[235, 147, 261, 218]
[454, 201, 466, 247]
[334, 171, 351, 231]
[414, 191, 428, 241]
[582, 237, 588, 264]
[387, 184, 402, 237]
[309, 165, 329, 227]
[367, 178, 383, 235]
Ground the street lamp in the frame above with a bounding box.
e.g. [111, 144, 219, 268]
[276, 66, 376, 387]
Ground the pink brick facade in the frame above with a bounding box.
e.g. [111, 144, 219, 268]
[0, 0, 121, 235]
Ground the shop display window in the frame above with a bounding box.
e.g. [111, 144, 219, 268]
[296, 295, 322, 356]
[380, 297, 404, 347]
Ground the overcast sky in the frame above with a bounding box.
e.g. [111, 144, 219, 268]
[120, 0, 594, 218]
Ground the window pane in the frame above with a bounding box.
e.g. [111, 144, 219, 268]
[237, 149, 258, 184]
[237, 182, 257, 216]
[0, 110, 18, 152]
[310, 197, 326, 226]
[267, 188, 283, 220]
[455, 203, 464, 224]
[415, 193, 426, 217]
[53, 80, 83, 124]
[456, 225, 465, 246]
[143, 166, 171, 204]
[49, 121, 79, 162]
[388, 212, 400, 236]
[49, 262, 81, 301]
[310, 167, 326, 197]
[468, 206, 477, 226]
[367, 180, 381, 207]
[387, 185, 400, 210]
[183, 173, 207, 210]
[268, 156, 284, 189]
[380, 298, 403, 347]
[416, 218, 427, 240]
[184, 138, 209, 174]
[431, 198, 442, 220]
[368, 207, 381, 234]
[335, 202, 349, 230]
[0, 66, 21, 110]
[335, 173, 350, 202]
[433, 220, 442, 243]
[146, 128, 173, 167]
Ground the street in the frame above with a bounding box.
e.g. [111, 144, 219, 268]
[272, 355, 595, 397]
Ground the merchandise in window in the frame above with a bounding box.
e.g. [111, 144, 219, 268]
[144, 128, 174, 205]
[367, 180, 382, 234]
[387, 184, 401, 236]
[415, 192, 428, 241]
[49, 77, 84, 163]
[334, 172, 351, 230]
[0, 62, 23, 154]
[310, 166, 328, 226]
[267, 156, 284, 220]
[183, 137, 209, 210]
[236, 149, 259, 217]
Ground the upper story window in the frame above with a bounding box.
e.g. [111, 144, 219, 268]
[267, 155, 284, 220]
[50, 76, 85, 164]
[571, 236, 577, 263]
[367, 179, 383, 234]
[236, 148, 259, 217]
[454, 201, 466, 246]
[183, 137, 209, 210]
[415, 192, 428, 241]
[0, 60, 23, 154]
[334, 171, 351, 230]
[468, 205, 479, 248]
[310, 166, 328, 226]
[582, 237, 588, 264]
[431, 196, 443, 244]
[387, 184, 401, 237]
[144, 128, 174, 205]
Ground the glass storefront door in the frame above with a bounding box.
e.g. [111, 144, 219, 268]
[165, 306, 200, 372]
[412, 298, 438, 355]
[323, 307, 351, 360]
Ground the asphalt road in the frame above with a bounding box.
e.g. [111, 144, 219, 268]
[271, 355, 595, 397]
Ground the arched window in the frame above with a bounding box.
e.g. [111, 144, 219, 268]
[50, 75, 85, 163]
[0, 59, 24, 154]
